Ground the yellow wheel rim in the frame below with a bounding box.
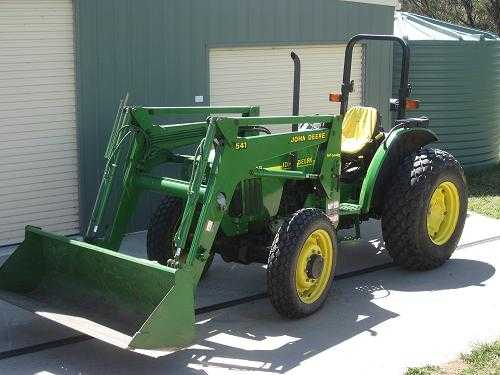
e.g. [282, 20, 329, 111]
[427, 181, 460, 245]
[295, 229, 334, 304]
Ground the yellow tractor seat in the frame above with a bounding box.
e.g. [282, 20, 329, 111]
[341, 106, 379, 155]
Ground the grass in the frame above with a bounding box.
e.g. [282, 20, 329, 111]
[466, 164, 500, 219]
[405, 340, 500, 375]
[405, 365, 441, 375]
[461, 340, 500, 375]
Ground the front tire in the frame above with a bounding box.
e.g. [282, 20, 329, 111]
[382, 148, 467, 270]
[147, 197, 214, 276]
[267, 208, 337, 318]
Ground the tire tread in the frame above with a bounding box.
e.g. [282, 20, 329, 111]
[267, 208, 336, 318]
[381, 147, 467, 270]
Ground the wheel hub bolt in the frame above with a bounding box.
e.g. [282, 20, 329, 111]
[306, 254, 324, 279]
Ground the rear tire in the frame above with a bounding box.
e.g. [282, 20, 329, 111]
[267, 208, 337, 318]
[381, 148, 467, 270]
[147, 197, 214, 277]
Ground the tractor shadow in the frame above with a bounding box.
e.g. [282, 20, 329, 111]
[1, 256, 494, 375]
[0, 221, 497, 374]
[180, 257, 495, 373]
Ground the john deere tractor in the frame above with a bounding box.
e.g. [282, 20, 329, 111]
[0, 35, 467, 351]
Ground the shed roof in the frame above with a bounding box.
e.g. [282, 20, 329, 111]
[394, 12, 500, 41]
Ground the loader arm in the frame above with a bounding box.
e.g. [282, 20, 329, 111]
[87, 105, 260, 249]
[181, 115, 342, 281]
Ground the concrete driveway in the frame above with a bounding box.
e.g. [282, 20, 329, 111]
[0, 213, 498, 374]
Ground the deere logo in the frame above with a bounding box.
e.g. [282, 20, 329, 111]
[290, 132, 327, 143]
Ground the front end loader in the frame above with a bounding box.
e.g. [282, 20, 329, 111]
[0, 35, 467, 351]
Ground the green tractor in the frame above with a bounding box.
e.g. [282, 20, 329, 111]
[0, 35, 467, 351]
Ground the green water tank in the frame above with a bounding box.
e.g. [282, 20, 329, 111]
[393, 12, 500, 169]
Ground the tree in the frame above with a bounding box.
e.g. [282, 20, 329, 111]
[400, 0, 500, 36]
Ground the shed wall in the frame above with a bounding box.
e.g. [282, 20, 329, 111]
[0, 0, 79, 246]
[75, 0, 395, 231]
[393, 41, 500, 169]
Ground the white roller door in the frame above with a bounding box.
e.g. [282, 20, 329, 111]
[209, 44, 364, 128]
[0, 0, 79, 246]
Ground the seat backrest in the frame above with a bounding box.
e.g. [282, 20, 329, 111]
[341, 106, 378, 155]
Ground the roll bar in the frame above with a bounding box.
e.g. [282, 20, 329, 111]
[340, 34, 411, 120]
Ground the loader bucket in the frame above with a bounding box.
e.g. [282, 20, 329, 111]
[0, 226, 195, 350]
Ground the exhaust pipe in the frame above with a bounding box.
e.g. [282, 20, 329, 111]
[290, 51, 301, 169]
[291, 51, 301, 124]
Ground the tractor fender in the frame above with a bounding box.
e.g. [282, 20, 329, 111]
[358, 127, 438, 216]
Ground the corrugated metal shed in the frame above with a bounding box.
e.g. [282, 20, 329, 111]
[0, 0, 79, 246]
[393, 12, 500, 169]
[75, 0, 395, 231]
[395, 12, 499, 41]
